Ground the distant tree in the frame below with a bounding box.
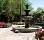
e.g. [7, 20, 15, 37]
[31, 7, 44, 23]
[0, 0, 32, 22]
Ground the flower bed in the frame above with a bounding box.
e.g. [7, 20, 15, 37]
[35, 29, 44, 40]
[0, 22, 6, 28]
[12, 22, 25, 25]
[0, 22, 12, 28]
[5, 23, 12, 27]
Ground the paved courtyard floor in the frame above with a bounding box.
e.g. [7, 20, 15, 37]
[0, 27, 36, 40]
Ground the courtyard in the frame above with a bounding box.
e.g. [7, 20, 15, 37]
[0, 27, 36, 40]
[0, 0, 44, 40]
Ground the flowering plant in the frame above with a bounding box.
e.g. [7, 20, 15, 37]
[35, 29, 42, 40]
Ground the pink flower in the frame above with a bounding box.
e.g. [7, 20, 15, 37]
[35, 29, 42, 36]
[41, 36, 44, 39]
[0, 22, 6, 25]
[35, 29, 42, 33]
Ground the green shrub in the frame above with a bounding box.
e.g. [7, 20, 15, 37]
[5, 23, 12, 27]
[16, 22, 25, 25]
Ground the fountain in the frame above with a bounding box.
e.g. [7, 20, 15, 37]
[12, 4, 42, 33]
[24, 4, 32, 28]
[12, 4, 36, 33]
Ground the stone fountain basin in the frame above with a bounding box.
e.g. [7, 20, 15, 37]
[12, 25, 42, 33]
[12, 28, 40, 33]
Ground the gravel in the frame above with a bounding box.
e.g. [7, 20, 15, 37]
[0, 27, 36, 40]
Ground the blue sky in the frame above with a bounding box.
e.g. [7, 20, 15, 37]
[29, 0, 44, 10]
